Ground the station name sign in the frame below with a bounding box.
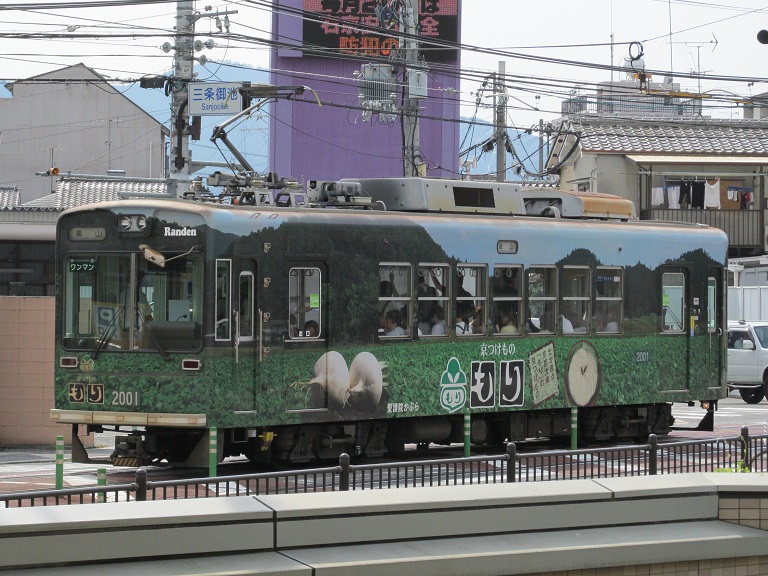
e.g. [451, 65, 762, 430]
[189, 82, 241, 116]
[302, 0, 458, 63]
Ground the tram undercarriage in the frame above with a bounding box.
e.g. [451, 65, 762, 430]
[70, 403, 684, 467]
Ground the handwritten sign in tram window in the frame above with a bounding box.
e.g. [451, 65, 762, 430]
[302, 0, 458, 62]
[529, 341, 559, 407]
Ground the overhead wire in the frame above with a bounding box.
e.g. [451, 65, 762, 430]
[0, 0, 764, 178]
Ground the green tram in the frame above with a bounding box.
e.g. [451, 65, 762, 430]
[52, 178, 728, 466]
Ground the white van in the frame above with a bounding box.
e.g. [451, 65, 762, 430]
[727, 320, 768, 403]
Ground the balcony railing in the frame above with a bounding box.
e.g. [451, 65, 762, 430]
[640, 208, 763, 248]
[562, 94, 702, 117]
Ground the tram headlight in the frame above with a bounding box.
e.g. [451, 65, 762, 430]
[118, 214, 148, 232]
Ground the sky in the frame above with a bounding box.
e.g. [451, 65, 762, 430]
[460, 0, 768, 129]
[1, 0, 767, 171]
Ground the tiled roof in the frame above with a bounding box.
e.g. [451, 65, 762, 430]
[21, 178, 171, 210]
[562, 117, 768, 155]
[0, 187, 20, 209]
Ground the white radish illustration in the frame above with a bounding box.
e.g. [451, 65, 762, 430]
[348, 351, 386, 410]
[306, 351, 351, 411]
[298, 351, 387, 412]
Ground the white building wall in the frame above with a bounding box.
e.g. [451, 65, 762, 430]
[728, 286, 768, 322]
[0, 64, 166, 204]
[596, 155, 639, 204]
[568, 153, 640, 206]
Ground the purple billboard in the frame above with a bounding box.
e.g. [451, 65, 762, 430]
[269, 0, 461, 183]
[302, 0, 458, 62]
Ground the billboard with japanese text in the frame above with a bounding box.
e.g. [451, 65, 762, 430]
[302, 0, 458, 62]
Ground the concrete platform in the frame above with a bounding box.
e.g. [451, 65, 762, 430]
[1, 474, 767, 575]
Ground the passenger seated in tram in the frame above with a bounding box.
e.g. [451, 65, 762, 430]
[455, 311, 471, 335]
[495, 307, 520, 335]
[430, 304, 447, 335]
[303, 320, 319, 338]
[384, 309, 406, 337]
[454, 300, 475, 335]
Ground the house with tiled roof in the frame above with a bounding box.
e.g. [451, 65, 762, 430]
[546, 115, 768, 258]
[0, 187, 20, 210]
[22, 177, 170, 210]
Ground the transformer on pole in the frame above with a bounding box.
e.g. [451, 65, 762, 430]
[354, 0, 426, 177]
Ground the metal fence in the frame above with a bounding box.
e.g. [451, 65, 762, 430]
[2, 428, 765, 508]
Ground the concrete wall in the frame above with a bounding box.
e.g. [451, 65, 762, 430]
[0, 296, 56, 444]
[0, 296, 87, 447]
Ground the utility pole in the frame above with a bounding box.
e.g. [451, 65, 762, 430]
[402, 0, 422, 177]
[169, 0, 195, 198]
[494, 61, 506, 182]
[167, 2, 236, 197]
[538, 118, 544, 177]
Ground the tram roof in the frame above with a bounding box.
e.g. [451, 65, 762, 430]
[331, 178, 637, 221]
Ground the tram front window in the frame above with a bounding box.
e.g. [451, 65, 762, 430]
[62, 252, 203, 352]
[135, 255, 203, 352]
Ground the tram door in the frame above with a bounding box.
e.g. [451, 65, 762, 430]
[235, 258, 261, 408]
[661, 266, 690, 390]
[287, 262, 330, 405]
[706, 268, 724, 390]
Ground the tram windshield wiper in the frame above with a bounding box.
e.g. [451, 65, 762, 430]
[138, 308, 171, 361]
[92, 305, 124, 359]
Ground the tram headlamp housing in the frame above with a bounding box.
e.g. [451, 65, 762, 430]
[118, 214, 148, 233]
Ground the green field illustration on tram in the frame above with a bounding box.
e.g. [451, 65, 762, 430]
[52, 178, 728, 466]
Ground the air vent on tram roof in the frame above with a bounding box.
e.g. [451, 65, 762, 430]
[339, 177, 526, 215]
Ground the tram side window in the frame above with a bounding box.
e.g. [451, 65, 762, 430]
[289, 267, 322, 338]
[527, 266, 557, 334]
[662, 272, 685, 333]
[491, 265, 522, 336]
[596, 267, 623, 334]
[416, 263, 449, 337]
[216, 260, 231, 341]
[562, 267, 590, 334]
[379, 263, 412, 338]
[456, 264, 487, 336]
[239, 272, 254, 341]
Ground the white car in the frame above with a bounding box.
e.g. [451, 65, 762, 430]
[727, 320, 768, 403]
